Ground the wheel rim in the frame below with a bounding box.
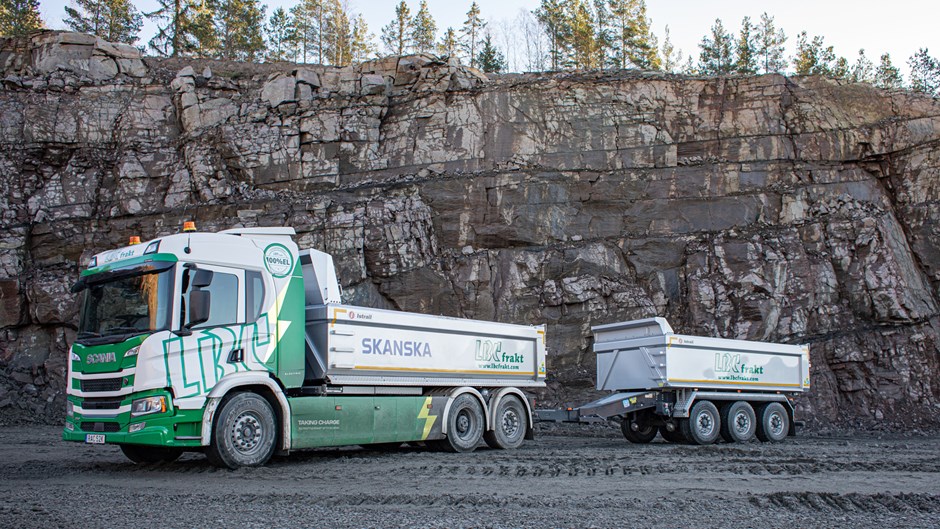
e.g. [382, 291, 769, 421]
[455, 410, 473, 440]
[734, 411, 751, 434]
[231, 412, 264, 454]
[768, 412, 785, 437]
[696, 411, 715, 437]
[501, 409, 520, 438]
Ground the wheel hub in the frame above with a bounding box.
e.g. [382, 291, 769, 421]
[697, 413, 715, 435]
[769, 413, 784, 435]
[232, 413, 263, 453]
[734, 412, 751, 433]
[456, 411, 471, 436]
[502, 410, 519, 437]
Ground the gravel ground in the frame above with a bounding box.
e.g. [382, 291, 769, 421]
[0, 424, 938, 528]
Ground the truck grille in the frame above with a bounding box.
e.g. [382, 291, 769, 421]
[80, 378, 123, 392]
[81, 422, 121, 433]
[81, 398, 123, 410]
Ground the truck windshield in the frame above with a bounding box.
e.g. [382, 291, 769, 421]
[77, 267, 173, 345]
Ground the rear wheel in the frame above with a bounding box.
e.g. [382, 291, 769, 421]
[442, 394, 485, 452]
[206, 392, 278, 468]
[679, 400, 720, 445]
[659, 423, 686, 443]
[484, 395, 528, 450]
[120, 444, 183, 464]
[720, 401, 756, 443]
[755, 402, 790, 443]
[620, 412, 657, 444]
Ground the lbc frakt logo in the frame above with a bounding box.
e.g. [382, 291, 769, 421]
[714, 353, 764, 375]
[475, 340, 523, 364]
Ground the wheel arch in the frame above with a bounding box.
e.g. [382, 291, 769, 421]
[486, 388, 534, 441]
[436, 386, 489, 436]
[202, 373, 291, 451]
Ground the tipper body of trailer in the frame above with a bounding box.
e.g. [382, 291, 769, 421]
[63, 226, 546, 467]
[538, 318, 810, 445]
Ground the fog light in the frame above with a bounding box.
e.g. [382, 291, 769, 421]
[65, 421, 75, 431]
[66, 401, 74, 417]
[129, 422, 146, 433]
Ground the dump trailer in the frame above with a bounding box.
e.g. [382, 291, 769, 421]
[537, 318, 809, 444]
[64, 226, 546, 467]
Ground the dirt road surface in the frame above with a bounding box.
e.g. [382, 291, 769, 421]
[0, 424, 938, 528]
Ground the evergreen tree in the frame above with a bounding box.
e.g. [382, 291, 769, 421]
[534, 0, 566, 70]
[64, 0, 142, 44]
[477, 33, 506, 73]
[735, 16, 757, 74]
[0, 0, 43, 37]
[792, 31, 835, 76]
[755, 12, 786, 73]
[593, 0, 612, 68]
[323, 0, 350, 66]
[411, 0, 437, 55]
[188, 1, 219, 57]
[350, 14, 375, 64]
[380, 0, 411, 56]
[266, 6, 294, 61]
[874, 53, 903, 90]
[849, 49, 874, 83]
[289, 0, 318, 63]
[461, 2, 486, 68]
[831, 56, 849, 79]
[566, 0, 596, 69]
[438, 26, 458, 57]
[908, 48, 940, 95]
[698, 18, 733, 75]
[147, 0, 209, 57]
[660, 24, 678, 72]
[211, 0, 266, 62]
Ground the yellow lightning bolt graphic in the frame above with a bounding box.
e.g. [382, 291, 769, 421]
[261, 283, 293, 363]
[417, 396, 437, 440]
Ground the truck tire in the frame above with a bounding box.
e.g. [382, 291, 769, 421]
[206, 392, 277, 468]
[120, 444, 183, 464]
[441, 393, 485, 453]
[620, 412, 657, 444]
[755, 402, 789, 443]
[719, 401, 756, 443]
[659, 424, 686, 443]
[680, 400, 720, 445]
[484, 395, 528, 450]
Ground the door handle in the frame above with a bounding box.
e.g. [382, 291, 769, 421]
[228, 349, 245, 363]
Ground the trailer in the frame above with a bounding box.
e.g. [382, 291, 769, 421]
[537, 318, 810, 444]
[64, 225, 546, 467]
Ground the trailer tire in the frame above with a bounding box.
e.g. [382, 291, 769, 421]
[720, 401, 756, 443]
[442, 394, 485, 453]
[755, 402, 789, 443]
[659, 424, 686, 443]
[680, 400, 720, 445]
[484, 395, 527, 450]
[120, 444, 183, 464]
[621, 413, 657, 444]
[206, 392, 277, 468]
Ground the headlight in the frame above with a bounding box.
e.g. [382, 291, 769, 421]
[66, 401, 74, 417]
[131, 396, 167, 417]
[125, 345, 141, 357]
[70, 350, 80, 362]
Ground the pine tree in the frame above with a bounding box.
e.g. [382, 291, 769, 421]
[0, 0, 43, 37]
[792, 31, 835, 76]
[566, 0, 596, 69]
[266, 7, 294, 61]
[438, 27, 458, 57]
[289, 0, 317, 63]
[660, 25, 678, 72]
[323, 0, 350, 66]
[698, 18, 733, 75]
[874, 53, 903, 90]
[188, 0, 218, 57]
[64, 0, 142, 44]
[477, 33, 506, 73]
[908, 48, 940, 95]
[411, 0, 437, 55]
[147, 0, 206, 57]
[849, 49, 874, 83]
[735, 16, 757, 74]
[535, 0, 566, 70]
[461, 2, 486, 68]
[831, 56, 849, 79]
[380, 0, 411, 56]
[212, 0, 266, 62]
[755, 12, 786, 74]
[350, 14, 375, 64]
[593, 0, 612, 68]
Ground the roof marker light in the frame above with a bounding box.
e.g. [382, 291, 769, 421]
[183, 221, 197, 232]
[129, 236, 141, 245]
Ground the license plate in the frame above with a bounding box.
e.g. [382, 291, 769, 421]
[85, 434, 106, 444]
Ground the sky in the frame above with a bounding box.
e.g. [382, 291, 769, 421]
[40, 0, 940, 77]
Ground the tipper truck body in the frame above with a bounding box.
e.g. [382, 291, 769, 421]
[63, 226, 546, 467]
[538, 318, 810, 445]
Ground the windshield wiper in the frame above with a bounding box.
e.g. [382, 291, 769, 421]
[103, 326, 149, 335]
[77, 331, 101, 339]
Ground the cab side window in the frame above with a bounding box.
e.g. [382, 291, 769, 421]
[246, 271, 265, 322]
[183, 270, 239, 328]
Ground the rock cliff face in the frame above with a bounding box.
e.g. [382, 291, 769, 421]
[1, 32, 939, 428]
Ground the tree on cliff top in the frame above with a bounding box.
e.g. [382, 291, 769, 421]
[908, 48, 940, 95]
[698, 18, 733, 75]
[792, 31, 836, 75]
[146, 0, 214, 57]
[411, 0, 437, 55]
[874, 53, 904, 90]
[755, 12, 786, 74]
[380, 0, 411, 56]
[350, 13, 376, 64]
[534, 0, 567, 70]
[64, 0, 142, 44]
[210, 0, 266, 61]
[461, 2, 486, 68]
[265, 7, 294, 61]
[438, 26, 458, 58]
[477, 33, 506, 73]
[734, 16, 757, 74]
[0, 0, 43, 37]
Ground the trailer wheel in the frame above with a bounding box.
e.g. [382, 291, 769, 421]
[680, 400, 720, 445]
[442, 394, 485, 452]
[484, 395, 527, 450]
[755, 402, 789, 443]
[120, 444, 183, 464]
[720, 401, 756, 443]
[659, 424, 686, 443]
[620, 413, 657, 444]
[206, 392, 277, 468]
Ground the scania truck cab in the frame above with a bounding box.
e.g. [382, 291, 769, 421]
[64, 226, 547, 467]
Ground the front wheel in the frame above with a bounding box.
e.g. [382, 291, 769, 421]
[680, 400, 720, 445]
[442, 394, 485, 453]
[755, 402, 790, 443]
[206, 392, 278, 468]
[120, 444, 183, 464]
[484, 395, 528, 450]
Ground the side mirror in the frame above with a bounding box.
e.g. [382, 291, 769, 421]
[187, 290, 211, 328]
[192, 269, 214, 288]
